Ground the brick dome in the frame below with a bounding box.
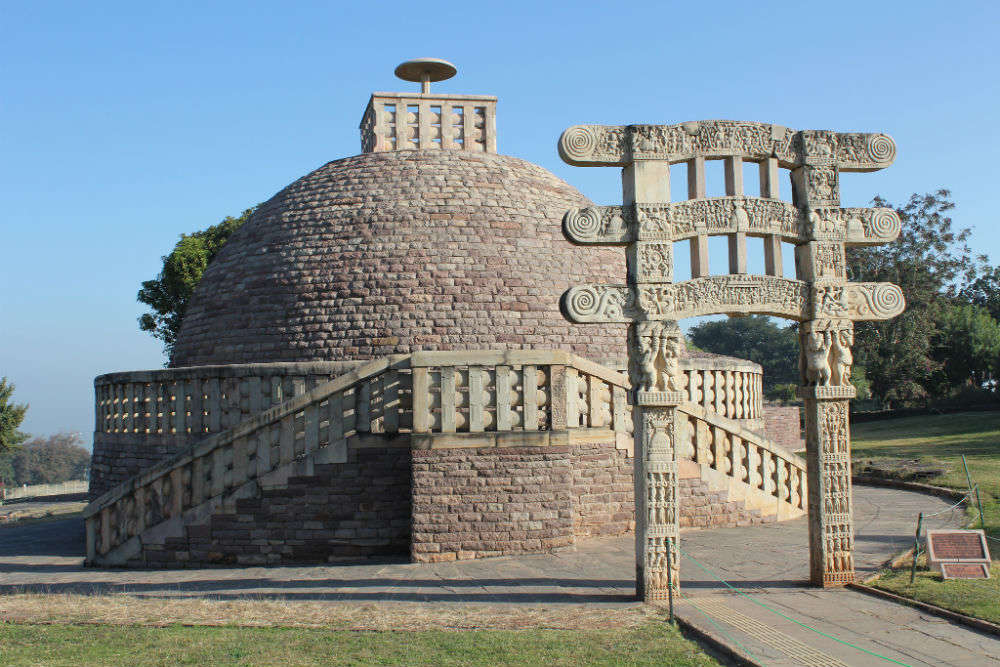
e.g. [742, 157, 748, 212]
[169, 150, 629, 367]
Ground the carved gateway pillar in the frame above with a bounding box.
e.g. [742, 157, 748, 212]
[793, 132, 883, 586]
[557, 120, 905, 596]
[621, 158, 685, 601]
[800, 322, 856, 585]
[632, 322, 686, 601]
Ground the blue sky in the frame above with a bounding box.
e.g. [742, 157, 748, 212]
[2, 1, 998, 444]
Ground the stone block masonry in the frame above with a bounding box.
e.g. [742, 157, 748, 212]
[141, 447, 411, 568]
[411, 440, 773, 563]
[411, 446, 575, 562]
[762, 403, 803, 452]
[170, 151, 629, 369]
[571, 444, 635, 537]
[90, 433, 195, 500]
[112, 435, 781, 567]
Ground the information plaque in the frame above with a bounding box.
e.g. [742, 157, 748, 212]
[926, 529, 991, 580]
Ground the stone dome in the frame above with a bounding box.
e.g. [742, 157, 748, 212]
[170, 149, 629, 367]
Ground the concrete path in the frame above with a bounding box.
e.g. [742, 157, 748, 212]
[677, 486, 998, 667]
[0, 484, 996, 666]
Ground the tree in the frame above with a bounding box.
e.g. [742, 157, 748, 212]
[688, 316, 799, 392]
[846, 190, 991, 406]
[0, 432, 90, 486]
[138, 206, 256, 356]
[0, 378, 28, 451]
[960, 264, 1000, 323]
[0, 454, 14, 487]
[930, 303, 1000, 392]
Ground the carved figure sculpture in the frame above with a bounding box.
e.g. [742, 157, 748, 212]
[831, 328, 854, 387]
[638, 343, 657, 392]
[659, 328, 685, 392]
[804, 330, 832, 386]
[634, 321, 688, 394]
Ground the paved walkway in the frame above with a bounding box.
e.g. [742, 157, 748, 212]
[0, 484, 996, 666]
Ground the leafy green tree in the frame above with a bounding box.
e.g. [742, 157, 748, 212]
[0, 378, 28, 451]
[850, 365, 872, 401]
[138, 207, 256, 356]
[688, 315, 799, 392]
[930, 303, 1000, 392]
[960, 265, 1000, 323]
[847, 190, 990, 406]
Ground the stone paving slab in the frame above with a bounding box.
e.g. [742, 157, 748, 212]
[1, 484, 996, 666]
[678, 588, 1000, 667]
[672, 486, 1000, 667]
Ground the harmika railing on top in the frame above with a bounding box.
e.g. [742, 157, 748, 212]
[83, 350, 799, 563]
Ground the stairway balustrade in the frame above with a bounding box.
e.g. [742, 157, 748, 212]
[84, 350, 804, 565]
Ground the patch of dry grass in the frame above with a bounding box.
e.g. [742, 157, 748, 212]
[0, 592, 653, 630]
[0, 503, 86, 525]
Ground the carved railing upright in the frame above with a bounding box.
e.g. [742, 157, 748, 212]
[557, 121, 905, 598]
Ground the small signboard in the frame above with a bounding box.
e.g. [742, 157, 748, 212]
[926, 529, 991, 580]
[940, 562, 990, 580]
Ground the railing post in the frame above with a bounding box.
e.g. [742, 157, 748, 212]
[100, 506, 111, 555]
[170, 468, 184, 517]
[496, 365, 513, 431]
[304, 402, 320, 452]
[469, 366, 485, 432]
[279, 414, 295, 464]
[232, 436, 250, 485]
[412, 367, 430, 433]
[211, 447, 226, 496]
[612, 385, 628, 436]
[440, 367, 456, 433]
[383, 368, 399, 434]
[191, 456, 206, 505]
[523, 365, 539, 431]
[549, 365, 567, 431]
[588, 375, 603, 428]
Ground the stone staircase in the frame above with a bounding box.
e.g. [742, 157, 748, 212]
[84, 351, 806, 567]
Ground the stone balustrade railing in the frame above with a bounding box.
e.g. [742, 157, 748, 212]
[95, 362, 364, 437]
[409, 351, 631, 437]
[85, 352, 630, 562]
[84, 350, 794, 564]
[95, 356, 763, 439]
[85, 355, 410, 563]
[680, 359, 764, 424]
[678, 403, 806, 514]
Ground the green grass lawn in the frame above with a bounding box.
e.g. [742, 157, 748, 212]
[0, 622, 721, 667]
[852, 411, 1000, 621]
[871, 560, 1000, 624]
[853, 411, 1000, 538]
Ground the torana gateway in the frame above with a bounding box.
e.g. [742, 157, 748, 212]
[84, 62, 900, 585]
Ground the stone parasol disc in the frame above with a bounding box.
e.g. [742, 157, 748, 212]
[394, 58, 457, 83]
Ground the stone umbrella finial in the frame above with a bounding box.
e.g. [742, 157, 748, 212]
[394, 58, 457, 94]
